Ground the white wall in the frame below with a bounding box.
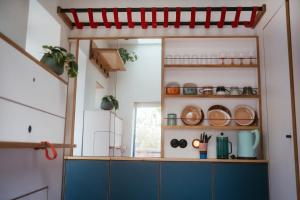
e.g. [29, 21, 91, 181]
[26, 0, 61, 60]
[116, 44, 162, 156]
[0, 0, 30, 48]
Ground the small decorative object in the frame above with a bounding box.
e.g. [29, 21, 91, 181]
[170, 139, 187, 148]
[242, 86, 257, 96]
[216, 132, 232, 159]
[180, 105, 204, 126]
[199, 86, 214, 95]
[167, 113, 177, 126]
[207, 105, 231, 127]
[229, 87, 242, 95]
[101, 95, 119, 110]
[166, 82, 180, 95]
[41, 45, 78, 77]
[183, 83, 197, 95]
[118, 48, 138, 64]
[215, 86, 230, 95]
[233, 105, 256, 126]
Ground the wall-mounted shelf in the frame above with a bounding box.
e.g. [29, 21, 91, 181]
[0, 141, 76, 149]
[164, 94, 260, 99]
[164, 64, 258, 68]
[162, 125, 259, 130]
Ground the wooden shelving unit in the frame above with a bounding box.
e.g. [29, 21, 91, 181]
[164, 94, 260, 99]
[0, 141, 76, 149]
[162, 125, 259, 131]
[164, 64, 258, 68]
[161, 36, 263, 159]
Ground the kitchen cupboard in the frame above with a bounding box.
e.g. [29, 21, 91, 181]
[64, 160, 109, 200]
[214, 163, 268, 200]
[110, 161, 159, 200]
[160, 162, 212, 200]
[64, 159, 268, 200]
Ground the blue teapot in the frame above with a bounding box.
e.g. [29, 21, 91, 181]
[237, 129, 260, 159]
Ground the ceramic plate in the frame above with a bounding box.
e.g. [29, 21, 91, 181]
[233, 105, 256, 126]
[180, 105, 204, 126]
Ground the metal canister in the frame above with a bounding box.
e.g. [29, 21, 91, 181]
[167, 113, 177, 126]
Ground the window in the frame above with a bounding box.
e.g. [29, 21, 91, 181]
[133, 103, 161, 157]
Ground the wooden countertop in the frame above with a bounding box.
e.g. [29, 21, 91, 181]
[64, 156, 268, 164]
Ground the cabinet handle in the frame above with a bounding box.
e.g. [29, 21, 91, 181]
[28, 125, 32, 133]
[286, 134, 292, 139]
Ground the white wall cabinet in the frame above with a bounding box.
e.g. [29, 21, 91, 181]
[83, 110, 123, 156]
[0, 36, 67, 145]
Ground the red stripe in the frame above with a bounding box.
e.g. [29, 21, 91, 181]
[140, 8, 148, 29]
[163, 7, 168, 28]
[175, 7, 181, 28]
[232, 7, 242, 28]
[205, 7, 211, 29]
[126, 8, 135, 28]
[217, 7, 227, 28]
[70, 8, 83, 29]
[113, 8, 122, 29]
[102, 8, 111, 28]
[87, 8, 98, 28]
[189, 7, 196, 28]
[152, 7, 157, 28]
[244, 7, 258, 28]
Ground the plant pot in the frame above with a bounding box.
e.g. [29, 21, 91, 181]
[41, 55, 64, 75]
[101, 101, 114, 110]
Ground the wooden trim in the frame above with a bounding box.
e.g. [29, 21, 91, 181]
[64, 156, 268, 163]
[253, 4, 267, 28]
[285, 0, 300, 197]
[161, 38, 165, 158]
[162, 125, 259, 131]
[0, 32, 68, 85]
[57, 7, 73, 30]
[256, 37, 264, 159]
[68, 35, 259, 40]
[0, 141, 76, 149]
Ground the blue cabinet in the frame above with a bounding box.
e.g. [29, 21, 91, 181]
[160, 162, 212, 200]
[110, 161, 159, 200]
[214, 163, 269, 200]
[64, 160, 109, 200]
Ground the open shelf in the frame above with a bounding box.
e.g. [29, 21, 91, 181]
[164, 64, 258, 68]
[164, 94, 260, 99]
[162, 125, 259, 130]
[91, 48, 125, 71]
[0, 141, 76, 149]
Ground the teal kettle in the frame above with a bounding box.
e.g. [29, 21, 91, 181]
[237, 129, 260, 159]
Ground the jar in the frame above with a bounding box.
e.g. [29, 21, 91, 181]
[167, 114, 177, 126]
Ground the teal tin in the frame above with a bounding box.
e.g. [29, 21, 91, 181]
[167, 113, 177, 126]
[237, 129, 260, 159]
[216, 132, 232, 159]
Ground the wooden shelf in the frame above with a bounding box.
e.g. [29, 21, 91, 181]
[162, 125, 259, 130]
[0, 141, 76, 149]
[164, 64, 258, 68]
[91, 48, 125, 71]
[164, 94, 260, 99]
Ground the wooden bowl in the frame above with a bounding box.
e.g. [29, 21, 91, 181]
[207, 105, 231, 127]
[180, 105, 204, 126]
[233, 105, 256, 126]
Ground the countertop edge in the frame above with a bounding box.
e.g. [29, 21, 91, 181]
[64, 156, 268, 163]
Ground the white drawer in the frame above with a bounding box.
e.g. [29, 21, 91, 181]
[0, 39, 67, 117]
[0, 98, 65, 143]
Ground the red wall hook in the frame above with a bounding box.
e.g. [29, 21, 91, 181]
[205, 7, 212, 29]
[113, 8, 122, 29]
[163, 7, 169, 28]
[175, 7, 181, 28]
[232, 7, 242, 28]
[152, 7, 157, 28]
[102, 8, 111, 28]
[87, 8, 98, 28]
[70, 8, 83, 29]
[126, 8, 135, 28]
[245, 7, 258, 28]
[189, 7, 196, 29]
[217, 7, 227, 28]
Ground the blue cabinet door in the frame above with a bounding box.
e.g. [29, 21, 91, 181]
[110, 161, 159, 200]
[214, 163, 269, 200]
[64, 160, 109, 200]
[160, 162, 212, 200]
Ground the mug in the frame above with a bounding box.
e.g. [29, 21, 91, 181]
[230, 87, 242, 95]
[242, 86, 257, 95]
[216, 86, 229, 95]
[200, 86, 214, 95]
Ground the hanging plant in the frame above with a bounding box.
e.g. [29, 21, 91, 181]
[101, 95, 119, 110]
[41, 45, 78, 77]
[118, 48, 138, 64]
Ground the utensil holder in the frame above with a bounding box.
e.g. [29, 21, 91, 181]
[199, 143, 208, 159]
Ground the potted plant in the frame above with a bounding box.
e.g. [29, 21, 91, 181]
[101, 95, 119, 110]
[118, 48, 138, 64]
[41, 45, 78, 77]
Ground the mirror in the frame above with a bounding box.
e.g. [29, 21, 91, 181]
[73, 38, 162, 157]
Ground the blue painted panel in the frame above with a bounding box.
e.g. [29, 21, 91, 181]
[160, 162, 212, 200]
[110, 161, 159, 200]
[214, 163, 269, 200]
[64, 160, 109, 200]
